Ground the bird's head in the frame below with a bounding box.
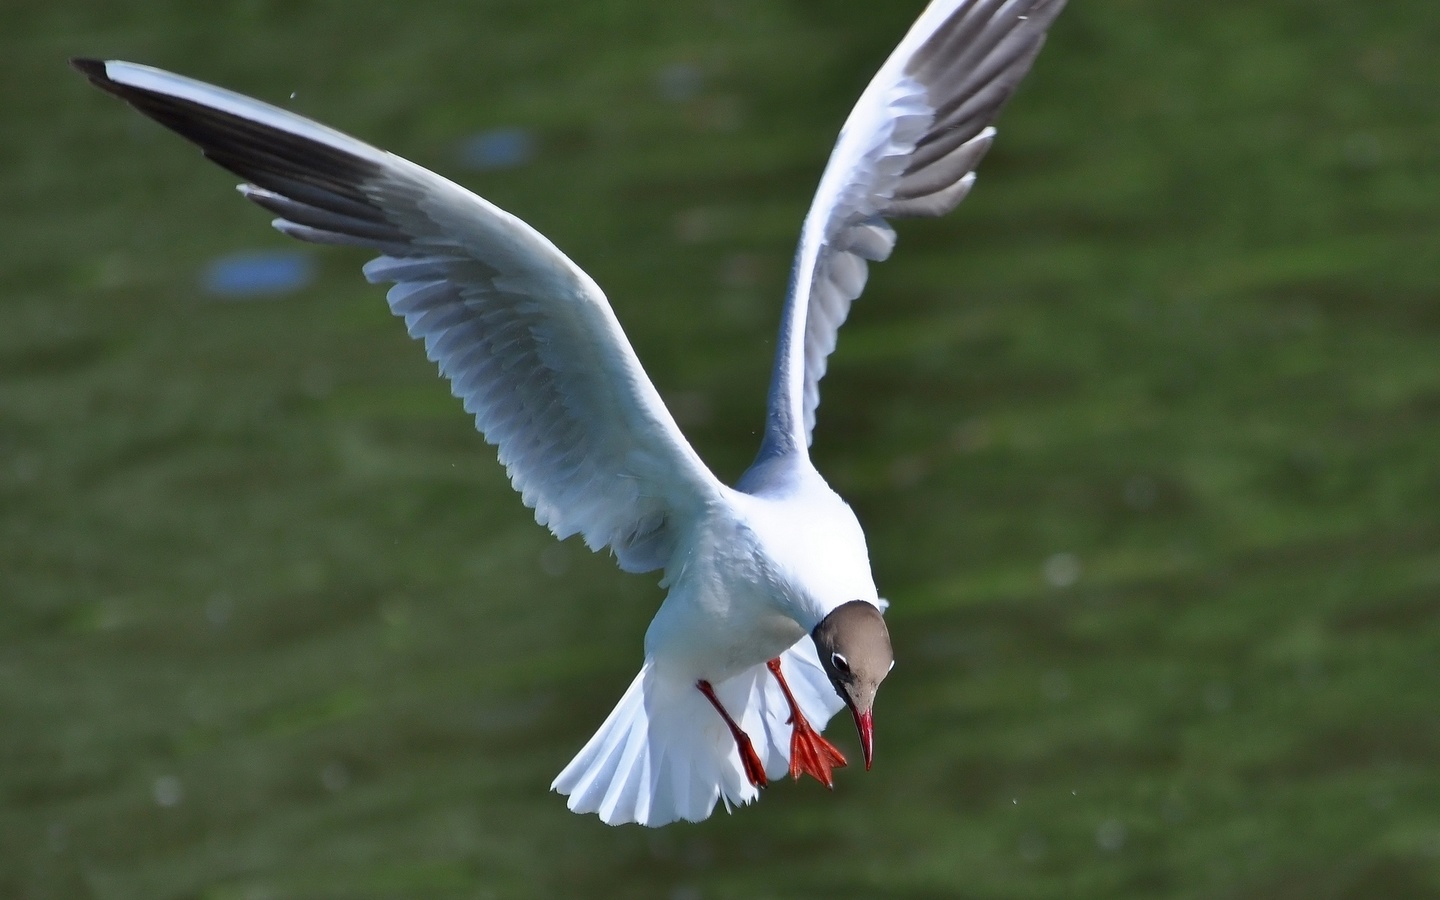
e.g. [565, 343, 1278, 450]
[811, 600, 893, 769]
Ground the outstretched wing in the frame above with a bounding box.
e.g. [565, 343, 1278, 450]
[74, 58, 721, 574]
[761, 0, 1066, 457]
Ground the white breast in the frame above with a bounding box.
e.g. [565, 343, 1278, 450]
[643, 477, 877, 683]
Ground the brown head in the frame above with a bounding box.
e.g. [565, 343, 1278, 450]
[811, 600, 893, 769]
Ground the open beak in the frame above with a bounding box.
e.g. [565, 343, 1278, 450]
[850, 706, 874, 770]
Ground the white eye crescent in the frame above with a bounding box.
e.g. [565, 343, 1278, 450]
[830, 652, 850, 673]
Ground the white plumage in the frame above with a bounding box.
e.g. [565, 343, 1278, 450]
[555, 638, 844, 824]
[74, 0, 1065, 826]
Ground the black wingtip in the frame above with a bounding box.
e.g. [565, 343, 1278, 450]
[70, 57, 124, 97]
[69, 56, 107, 79]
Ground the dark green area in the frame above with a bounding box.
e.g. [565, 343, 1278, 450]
[6, 0, 1439, 897]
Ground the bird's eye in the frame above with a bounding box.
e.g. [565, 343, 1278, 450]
[831, 652, 850, 673]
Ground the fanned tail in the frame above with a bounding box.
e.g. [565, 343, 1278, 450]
[551, 639, 846, 827]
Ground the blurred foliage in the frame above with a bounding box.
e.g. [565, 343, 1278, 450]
[3, 0, 1439, 897]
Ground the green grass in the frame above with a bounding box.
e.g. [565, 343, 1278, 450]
[5, 0, 1439, 897]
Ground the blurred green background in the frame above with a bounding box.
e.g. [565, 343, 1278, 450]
[6, 0, 1439, 897]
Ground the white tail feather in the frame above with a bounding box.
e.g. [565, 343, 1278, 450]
[552, 637, 846, 826]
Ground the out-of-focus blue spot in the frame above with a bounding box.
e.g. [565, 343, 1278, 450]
[201, 250, 315, 299]
[458, 127, 535, 171]
[656, 63, 703, 102]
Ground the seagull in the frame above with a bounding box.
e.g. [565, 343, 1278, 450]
[73, 0, 1065, 827]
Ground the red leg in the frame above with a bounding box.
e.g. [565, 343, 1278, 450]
[697, 679, 767, 789]
[766, 658, 848, 789]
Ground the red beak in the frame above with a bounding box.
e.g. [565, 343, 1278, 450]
[851, 707, 874, 770]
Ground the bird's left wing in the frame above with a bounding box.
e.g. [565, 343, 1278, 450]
[73, 58, 722, 574]
[761, 0, 1066, 456]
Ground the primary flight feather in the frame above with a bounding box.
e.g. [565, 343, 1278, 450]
[74, 0, 1064, 826]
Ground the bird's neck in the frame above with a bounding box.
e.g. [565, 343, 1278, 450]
[725, 472, 878, 633]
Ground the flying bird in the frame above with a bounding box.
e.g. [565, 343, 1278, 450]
[73, 0, 1065, 826]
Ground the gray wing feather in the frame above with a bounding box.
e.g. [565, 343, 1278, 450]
[762, 0, 1065, 455]
[74, 58, 721, 574]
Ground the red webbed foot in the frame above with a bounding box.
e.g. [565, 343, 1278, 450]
[766, 658, 848, 788]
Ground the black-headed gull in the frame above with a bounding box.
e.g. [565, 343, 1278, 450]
[73, 0, 1064, 827]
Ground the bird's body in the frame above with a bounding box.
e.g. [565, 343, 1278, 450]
[648, 472, 876, 681]
[549, 466, 876, 823]
[74, 0, 1065, 827]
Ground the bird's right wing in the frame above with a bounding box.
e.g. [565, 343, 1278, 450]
[74, 59, 722, 574]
